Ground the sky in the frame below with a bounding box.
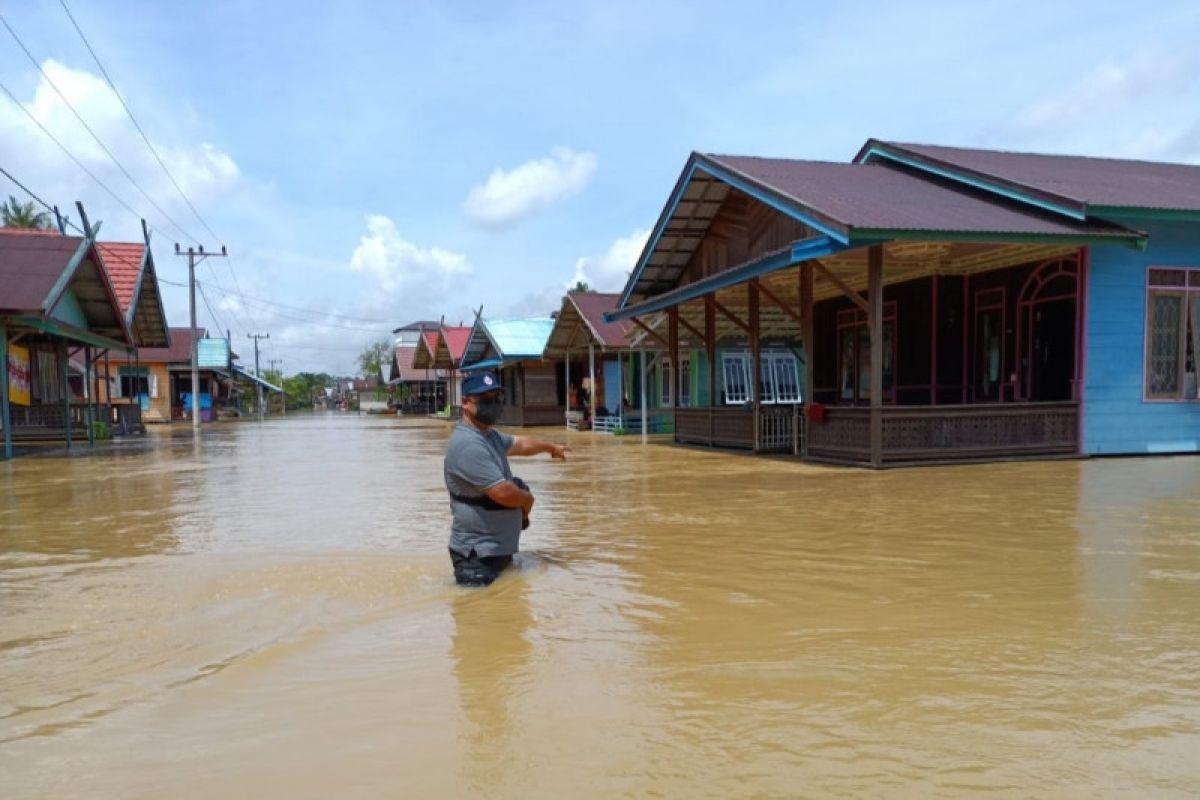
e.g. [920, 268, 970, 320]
[1, 0, 1198, 375]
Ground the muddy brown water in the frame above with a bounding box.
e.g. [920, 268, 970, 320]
[1, 414, 1198, 797]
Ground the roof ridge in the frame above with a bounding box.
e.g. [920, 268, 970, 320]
[882, 140, 1200, 169]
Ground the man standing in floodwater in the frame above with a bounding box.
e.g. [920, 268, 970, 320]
[444, 371, 569, 586]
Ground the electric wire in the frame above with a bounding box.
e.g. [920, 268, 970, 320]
[57, 0, 221, 246]
[54, 1, 267, 336]
[0, 164, 86, 234]
[0, 10, 199, 245]
[196, 279, 231, 338]
[0, 78, 146, 224]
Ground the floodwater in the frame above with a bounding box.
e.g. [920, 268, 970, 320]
[1, 415, 1199, 798]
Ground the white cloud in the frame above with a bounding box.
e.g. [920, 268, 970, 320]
[0, 59, 241, 241]
[463, 147, 597, 230]
[1006, 51, 1198, 138]
[349, 214, 473, 297]
[570, 228, 648, 292]
[506, 227, 648, 317]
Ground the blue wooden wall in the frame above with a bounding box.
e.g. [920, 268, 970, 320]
[1084, 220, 1200, 454]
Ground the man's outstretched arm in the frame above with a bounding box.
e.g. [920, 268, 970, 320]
[508, 436, 569, 460]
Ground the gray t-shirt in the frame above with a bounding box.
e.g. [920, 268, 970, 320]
[444, 422, 521, 557]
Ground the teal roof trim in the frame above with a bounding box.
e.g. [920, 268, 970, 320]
[858, 145, 1087, 221]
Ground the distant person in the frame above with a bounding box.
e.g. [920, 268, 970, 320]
[444, 371, 569, 587]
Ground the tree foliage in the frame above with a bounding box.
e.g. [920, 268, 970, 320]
[358, 338, 392, 379]
[1, 196, 53, 230]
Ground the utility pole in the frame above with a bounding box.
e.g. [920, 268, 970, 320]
[247, 333, 269, 421]
[175, 241, 227, 434]
[268, 358, 284, 416]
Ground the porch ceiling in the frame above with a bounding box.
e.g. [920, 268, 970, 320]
[626, 240, 1080, 346]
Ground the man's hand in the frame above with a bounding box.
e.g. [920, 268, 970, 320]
[509, 436, 571, 460]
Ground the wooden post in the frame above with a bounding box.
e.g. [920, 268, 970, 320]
[668, 307, 679, 410]
[705, 297, 716, 445]
[588, 342, 596, 427]
[1, 322, 11, 460]
[961, 274, 969, 404]
[930, 275, 938, 405]
[61, 340, 71, 451]
[868, 245, 884, 467]
[564, 350, 570, 427]
[84, 345, 94, 447]
[749, 282, 761, 452]
[640, 350, 648, 444]
[800, 263, 814, 457]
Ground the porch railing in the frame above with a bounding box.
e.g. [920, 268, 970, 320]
[806, 402, 1079, 465]
[675, 405, 806, 453]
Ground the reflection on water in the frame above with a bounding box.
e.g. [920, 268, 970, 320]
[1, 413, 1198, 797]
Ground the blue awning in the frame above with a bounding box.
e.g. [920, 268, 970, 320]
[233, 365, 282, 392]
[458, 357, 504, 372]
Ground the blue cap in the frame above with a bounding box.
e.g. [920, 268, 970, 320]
[461, 371, 503, 396]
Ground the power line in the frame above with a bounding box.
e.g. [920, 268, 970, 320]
[57, 0, 221, 246]
[196, 279, 231, 337]
[0, 10, 198, 245]
[53, 2, 270, 339]
[0, 78, 145, 224]
[157, 276, 398, 328]
[0, 164, 85, 234]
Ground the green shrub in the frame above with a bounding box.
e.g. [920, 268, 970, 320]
[90, 421, 111, 440]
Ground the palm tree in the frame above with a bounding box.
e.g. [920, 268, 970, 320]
[1, 196, 52, 230]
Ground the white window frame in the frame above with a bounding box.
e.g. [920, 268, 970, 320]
[1144, 266, 1200, 402]
[770, 352, 802, 403]
[722, 349, 801, 405]
[722, 351, 751, 405]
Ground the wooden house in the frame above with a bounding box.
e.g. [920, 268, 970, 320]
[101, 327, 236, 423]
[606, 141, 1198, 467]
[389, 321, 444, 413]
[542, 291, 642, 431]
[459, 317, 560, 426]
[1, 226, 143, 457]
[411, 323, 471, 412]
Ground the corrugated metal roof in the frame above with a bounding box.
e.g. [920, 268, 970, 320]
[705, 154, 1143, 236]
[483, 317, 556, 358]
[0, 229, 86, 313]
[544, 292, 631, 357]
[443, 326, 471, 361]
[390, 344, 438, 383]
[863, 141, 1200, 212]
[461, 317, 555, 368]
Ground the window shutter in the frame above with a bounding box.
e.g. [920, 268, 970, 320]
[150, 373, 159, 399]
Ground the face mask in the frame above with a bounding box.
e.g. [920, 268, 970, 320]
[474, 398, 504, 425]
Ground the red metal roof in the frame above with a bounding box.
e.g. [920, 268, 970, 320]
[421, 330, 439, 354]
[443, 326, 471, 361]
[0, 229, 86, 313]
[860, 141, 1200, 213]
[568, 291, 631, 348]
[705, 154, 1143, 237]
[96, 242, 145, 316]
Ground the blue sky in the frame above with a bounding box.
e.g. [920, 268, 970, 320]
[1, 0, 1197, 374]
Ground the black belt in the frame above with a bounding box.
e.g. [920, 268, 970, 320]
[449, 477, 528, 513]
[449, 493, 509, 511]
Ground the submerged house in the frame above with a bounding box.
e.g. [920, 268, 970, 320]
[101, 327, 238, 423]
[1, 226, 149, 457]
[389, 320, 443, 413]
[607, 141, 1199, 467]
[459, 316, 560, 426]
[542, 291, 639, 431]
[411, 322, 471, 412]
